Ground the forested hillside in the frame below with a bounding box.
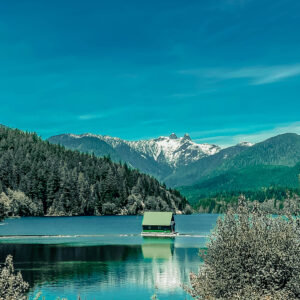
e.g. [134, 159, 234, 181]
[164, 143, 249, 187]
[179, 163, 300, 212]
[218, 133, 300, 171]
[177, 134, 300, 212]
[48, 134, 121, 161]
[180, 163, 300, 199]
[0, 127, 189, 219]
[166, 133, 300, 187]
[180, 186, 300, 213]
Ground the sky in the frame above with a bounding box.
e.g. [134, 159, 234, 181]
[1, 0, 300, 147]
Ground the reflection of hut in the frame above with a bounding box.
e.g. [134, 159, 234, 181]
[142, 242, 172, 259]
[142, 212, 177, 237]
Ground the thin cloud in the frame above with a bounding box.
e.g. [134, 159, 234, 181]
[194, 122, 300, 147]
[254, 66, 300, 85]
[180, 64, 300, 85]
[78, 107, 131, 121]
[231, 122, 300, 144]
[78, 113, 104, 121]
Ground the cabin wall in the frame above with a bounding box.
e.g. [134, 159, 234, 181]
[142, 225, 172, 232]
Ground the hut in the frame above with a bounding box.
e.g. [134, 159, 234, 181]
[142, 212, 176, 236]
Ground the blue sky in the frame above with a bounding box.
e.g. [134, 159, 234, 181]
[1, 0, 300, 147]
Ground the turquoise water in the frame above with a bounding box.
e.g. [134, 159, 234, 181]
[0, 214, 219, 300]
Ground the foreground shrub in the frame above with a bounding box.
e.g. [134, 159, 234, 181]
[187, 197, 300, 299]
[0, 255, 29, 300]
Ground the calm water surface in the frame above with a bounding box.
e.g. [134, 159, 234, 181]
[0, 214, 219, 300]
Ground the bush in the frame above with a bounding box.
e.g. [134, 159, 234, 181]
[0, 189, 42, 218]
[0, 255, 29, 300]
[101, 202, 117, 215]
[183, 204, 193, 215]
[187, 197, 300, 299]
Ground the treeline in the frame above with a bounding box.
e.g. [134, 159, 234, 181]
[0, 127, 189, 219]
[193, 187, 300, 213]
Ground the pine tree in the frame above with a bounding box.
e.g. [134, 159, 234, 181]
[0, 126, 188, 217]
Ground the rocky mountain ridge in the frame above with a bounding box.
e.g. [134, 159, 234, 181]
[67, 132, 221, 167]
[48, 132, 253, 183]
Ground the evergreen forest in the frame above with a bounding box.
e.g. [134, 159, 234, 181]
[0, 127, 189, 219]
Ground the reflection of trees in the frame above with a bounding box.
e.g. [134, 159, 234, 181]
[0, 244, 142, 286]
[0, 244, 200, 292]
[0, 244, 142, 264]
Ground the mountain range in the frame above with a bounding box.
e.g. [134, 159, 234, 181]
[48, 133, 222, 181]
[48, 132, 300, 201]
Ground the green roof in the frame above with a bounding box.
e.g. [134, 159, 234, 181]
[142, 212, 173, 226]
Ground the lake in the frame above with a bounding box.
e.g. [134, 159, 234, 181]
[0, 214, 219, 300]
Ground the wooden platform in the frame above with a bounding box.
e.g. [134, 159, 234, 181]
[141, 232, 178, 237]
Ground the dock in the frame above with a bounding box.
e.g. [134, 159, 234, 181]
[141, 231, 178, 237]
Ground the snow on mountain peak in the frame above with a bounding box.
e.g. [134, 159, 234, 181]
[169, 133, 178, 139]
[183, 133, 191, 141]
[126, 133, 221, 167]
[238, 141, 254, 147]
[67, 132, 221, 168]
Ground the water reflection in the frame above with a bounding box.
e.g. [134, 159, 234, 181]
[0, 242, 200, 299]
[142, 237, 174, 259]
[0, 215, 217, 299]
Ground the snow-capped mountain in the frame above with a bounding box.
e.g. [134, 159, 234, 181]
[64, 132, 221, 168]
[127, 133, 221, 167]
[49, 132, 300, 193]
[48, 132, 253, 185]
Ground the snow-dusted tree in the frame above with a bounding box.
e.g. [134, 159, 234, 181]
[0, 255, 29, 300]
[0, 192, 10, 220]
[6, 189, 42, 217]
[0, 189, 42, 219]
[186, 196, 300, 299]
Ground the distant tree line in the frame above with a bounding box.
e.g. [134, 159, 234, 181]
[0, 127, 189, 219]
[194, 187, 300, 214]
